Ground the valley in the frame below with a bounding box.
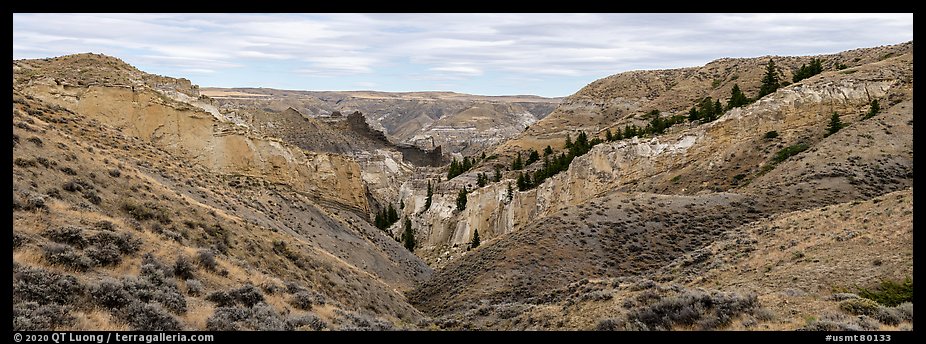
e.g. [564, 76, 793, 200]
[12, 41, 913, 331]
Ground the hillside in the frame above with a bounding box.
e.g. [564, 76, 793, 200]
[402, 43, 913, 330]
[13, 54, 431, 331]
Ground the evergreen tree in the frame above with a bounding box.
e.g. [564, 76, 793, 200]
[614, 129, 623, 141]
[477, 172, 487, 187]
[758, 59, 781, 99]
[387, 203, 398, 225]
[493, 167, 501, 182]
[374, 212, 385, 230]
[792, 58, 824, 83]
[863, 99, 881, 120]
[400, 199, 404, 210]
[605, 129, 614, 142]
[698, 97, 715, 122]
[424, 180, 432, 211]
[456, 187, 468, 211]
[564, 134, 573, 149]
[688, 106, 699, 122]
[506, 182, 513, 202]
[825, 112, 844, 137]
[470, 229, 480, 249]
[401, 217, 416, 251]
[516, 172, 526, 191]
[527, 149, 540, 165]
[726, 84, 750, 110]
[543, 145, 554, 156]
[512, 152, 523, 170]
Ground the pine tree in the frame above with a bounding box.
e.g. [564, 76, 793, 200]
[477, 173, 487, 187]
[506, 182, 513, 202]
[825, 112, 844, 137]
[401, 217, 416, 251]
[424, 180, 432, 211]
[456, 187, 468, 211]
[543, 145, 553, 156]
[470, 229, 480, 249]
[527, 149, 540, 165]
[512, 152, 523, 170]
[758, 59, 781, 99]
[726, 84, 750, 110]
[614, 129, 623, 141]
[605, 129, 614, 142]
[374, 212, 385, 230]
[400, 199, 404, 210]
[493, 167, 501, 182]
[564, 134, 573, 149]
[387, 203, 398, 225]
[516, 172, 525, 191]
[688, 106, 699, 122]
[863, 99, 881, 120]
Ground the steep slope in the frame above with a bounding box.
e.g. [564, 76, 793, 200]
[407, 44, 912, 330]
[404, 44, 912, 258]
[12, 54, 431, 331]
[202, 88, 560, 155]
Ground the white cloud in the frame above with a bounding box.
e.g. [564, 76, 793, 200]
[13, 13, 912, 96]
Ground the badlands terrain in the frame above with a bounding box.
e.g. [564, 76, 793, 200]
[12, 42, 912, 331]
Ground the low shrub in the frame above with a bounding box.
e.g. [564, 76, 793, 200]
[43, 244, 93, 271]
[13, 267, 84, 305]
[12, 302, 75, 331]
[120, 301, 183, 331]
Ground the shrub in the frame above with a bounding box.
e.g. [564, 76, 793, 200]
[90, 278, 132, 309]
[764, 131, 779, 139]
[857, 278, 913, 306]
[13, 267, 84, 304]
[626, 290, 759, 330]
[772, 143, 809, 164]
[196, 249, 217, 271]
[894, 302, 913, 322]
[595, 318, 622, 331]
[206, 291, 237, 307]
[206, 303, 290, 331]
[89, 231, 141, 255]
[185, 279, 203, 297]
[12, 302, 75, 331]
[82, 190, 102, 205]
[13, 231, 28, 249]
[290, 291, 327, 310]
[839, 298, 881, 316]
[85, 244, 123, 266]
[231, 284, 265, 308]
[27, 137, 43, 147]
[122, 201, 170, 224]
[43, 244, 93, 271]
[173, 255, 196, 280]
[120, 301, 183, 331]
[24, 194, 46, 211]
[42, 226, 88, 248]
[108, 168, 121, 177]
[287, 313, 327, 331]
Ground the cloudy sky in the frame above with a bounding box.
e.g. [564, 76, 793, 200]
[13, 13, 912, 97]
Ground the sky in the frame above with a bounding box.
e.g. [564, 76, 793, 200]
[12, 13, 912, 98]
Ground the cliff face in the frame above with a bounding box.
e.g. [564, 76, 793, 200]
[16, 74, 368, 214]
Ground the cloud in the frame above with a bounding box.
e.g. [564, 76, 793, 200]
[13, 13, 912, 97]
